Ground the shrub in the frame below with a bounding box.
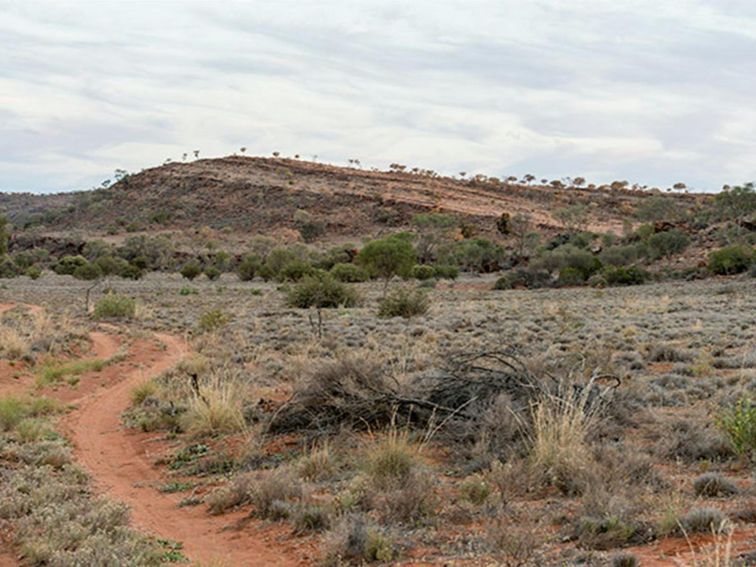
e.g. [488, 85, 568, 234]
[73, 262, 102, 281]
[249, 468, 303, 519]
[377, 288, 429, 318]
[600, 244, 644, 267]
[410, 264, 436, 280]
[708, 245, 754, 275]
[0, 256, 20, 278]
[443, 238, 504, 272]
[602, 265, 649, 286]
[92, 294, 136, 319]
[678, 507, 727, 534]
[494, 268, 551, 290]
[648, 229, 690, 259]
[25, 265, 42, 280]
[204, 266, 221, 281]
[356, 236, 416, 292]
[261, 247, 299, 281]
[236, 254, 260, 281]
[692, 473, 739, 497]
[286, 272, 358, 309]
[432, 264, 459, 279]
[321, 515, 395, 566]
[557, 266, 586, 286]
[716, 397, 756, 457]
[180, 261, 202, 280]
[278, 259, 315, 282]
[197, 309, 232, 333]
[330, 262, 369, 282]
[292, 504, 331, 534]
[536, 244, 601, 280]
[53, 255, 87, 276]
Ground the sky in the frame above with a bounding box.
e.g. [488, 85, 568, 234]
[2, 0, 756, 193]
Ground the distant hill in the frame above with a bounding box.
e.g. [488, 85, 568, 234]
[0, 156, 708, 242]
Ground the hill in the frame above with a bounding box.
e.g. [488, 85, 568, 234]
[0, 156, 707, 241]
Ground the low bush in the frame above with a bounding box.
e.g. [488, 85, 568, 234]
[692, 473, 739, 497]
[432, 264, 459, 279]
[330, 262, 369, 283]
[716, 397, 755, 458]
[25, 265, 42, 280]
[647, 229, 689, 259]
[204, 266, 221, 281]
[236, 254, 260, 281]
[73, 262, 102, 281]
[678, 507, 727, 534]
[494, 268, 551, 290]
[377, 288, 429, 318]
[92, 294, 136, 319]
[53, 255, 87, 276]
[708, 245, 753, 275]
[278, 259, 316, 282]
[197, 309, 232, 333]
[180, 261, 202, 280]
[602, 265, 649, 286]
[410, 264, 436, 280]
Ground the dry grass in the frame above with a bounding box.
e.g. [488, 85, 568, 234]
[180, 368, 246, 436]
[525, 375, 606, 494]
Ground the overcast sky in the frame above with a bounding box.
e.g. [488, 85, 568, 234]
[2, 0, 755, 193]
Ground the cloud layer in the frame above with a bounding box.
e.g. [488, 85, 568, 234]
[2, 0, 755, 192]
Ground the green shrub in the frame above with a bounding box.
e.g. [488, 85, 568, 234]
[602, 265, 648, 286]
[443, 238, 504, 273]
[410, 264, 436, 280]
[716, 397, 755, 458]
[494, 268, 551, 290]
[261, 247, 299, 281]
[197, 309, 232, 333]
[287, 272, 359, 309]
[557, 266, 586, 286]
[330, 263, 369, 283]
[648, 229, 690, 259]
[204, 266, 221, 281]
[53, 255, 87, 276]
[357, 236, 416, 291]
[599, 244, 644, 267]
[708, 245, 754, 275]
[278, 259, 315, 282]
[535, 245, 602, 279]
[93, 294, 136, 319]
[119, 263, 144, 280]
[180, 261, 202, 280]
[0, 256, 20, 279]
[236, 254, 260, 281]
[73, 262, 102, 281]
[432, 264, 459, 280]
[377, 288, 429, 318]
[25, 265, 42, 280]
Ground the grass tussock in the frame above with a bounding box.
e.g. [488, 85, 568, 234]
[180, 369, 246, 436]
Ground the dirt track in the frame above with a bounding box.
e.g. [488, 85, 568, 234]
[0, 304, 301, 566]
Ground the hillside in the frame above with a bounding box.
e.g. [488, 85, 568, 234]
[0, 156, 707, 241]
